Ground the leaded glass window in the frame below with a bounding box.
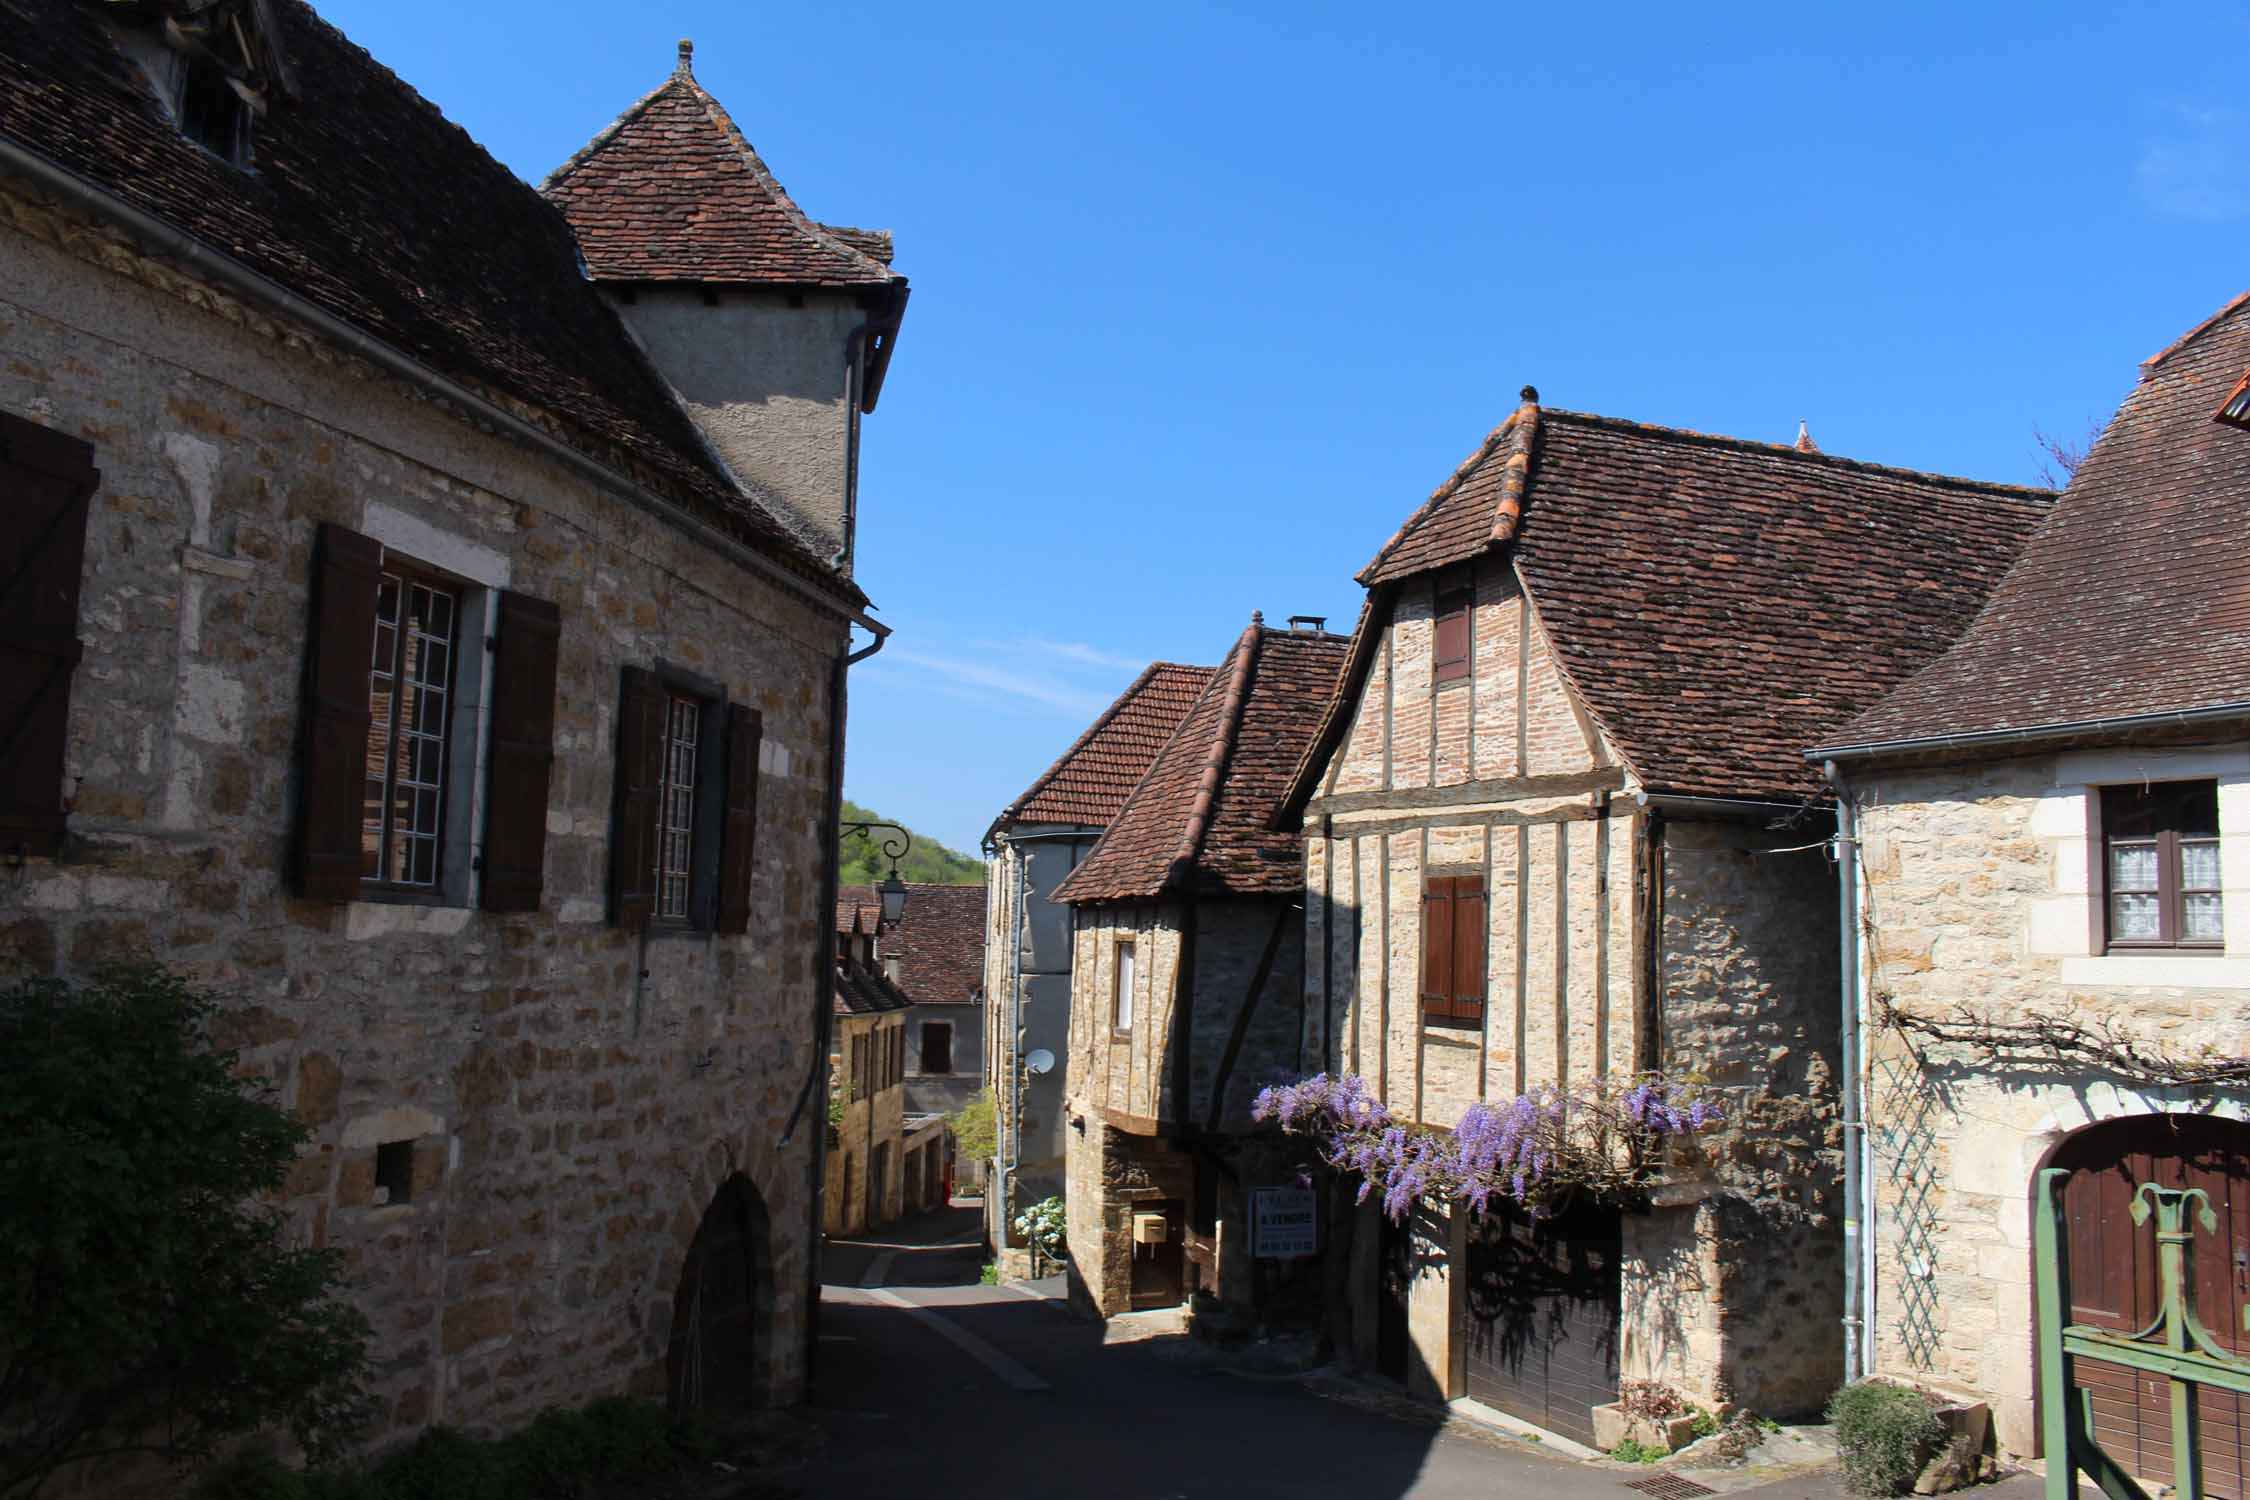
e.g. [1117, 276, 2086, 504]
[655, 695, 700, 921]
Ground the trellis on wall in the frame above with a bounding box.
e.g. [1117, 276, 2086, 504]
[1871, 1041, 1943, 1371]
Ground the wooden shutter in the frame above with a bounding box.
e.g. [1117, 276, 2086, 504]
[0, 413, 97, 858]
[296, 522, 382, 900]
[1434, 589, 1472, 683]
[715, 703, 763, 935]
[1452, 874, 1488, 1024]
[479, 591, 561, 913]
[609, 665, 664, 927]
[1421, 876, 1456, 1020]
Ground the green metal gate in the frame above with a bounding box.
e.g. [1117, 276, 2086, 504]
[2037, 1166, 2250, 1500]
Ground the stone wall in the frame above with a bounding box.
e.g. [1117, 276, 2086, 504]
[1853, 746, 2250, 1455]
[0, 196, 844, 1437]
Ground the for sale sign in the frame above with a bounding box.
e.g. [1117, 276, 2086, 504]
[1251, 1186, 1317, 1258]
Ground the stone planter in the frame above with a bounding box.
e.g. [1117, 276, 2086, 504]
[1592, 1403, 1702, 1455]
[1910, 1394, 1992, 1495]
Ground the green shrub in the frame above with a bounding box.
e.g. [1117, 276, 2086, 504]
[1829, 1380, 1944, 1497]
[368, 1427, 515, 1500]
[1609, 1438, 1665, 1464]
[978, 1261, 1000, 1285]
[195, 1449, 308, 1500]
[0, 966, 374, 1496]
[949, 1090, 997, 1165]
[1688, 1406, 1721, 1440]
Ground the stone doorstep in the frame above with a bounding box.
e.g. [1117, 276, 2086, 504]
[1101, 1305, 1190, 1345]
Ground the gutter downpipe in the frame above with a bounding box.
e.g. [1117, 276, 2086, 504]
[784, 619, 890, 1376]
[1824, 759, 1867, 1384]
[0, 136, 884, 639]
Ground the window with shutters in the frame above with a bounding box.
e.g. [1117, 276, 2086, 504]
[0, 411, 97, 860]
[296, 521, 560, 912]
[609, 664, 762, 935]
[1433, 588, 1472, 685]
[1420, 872, 1488, 1029]
[2100, 781, 2223, 951]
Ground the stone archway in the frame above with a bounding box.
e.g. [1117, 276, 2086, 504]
[666, 1172, 774, 1417]
[2039, 1113, 2250, 1497]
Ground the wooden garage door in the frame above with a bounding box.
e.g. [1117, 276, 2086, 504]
[2052, 1115, 2250, 1499]
[1462, 1201, 1621, 1448]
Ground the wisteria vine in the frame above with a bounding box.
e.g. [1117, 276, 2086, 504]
[1251, 1071, 1724, 1221]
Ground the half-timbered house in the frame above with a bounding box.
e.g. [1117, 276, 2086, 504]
[1281, 389, 2051, 1437]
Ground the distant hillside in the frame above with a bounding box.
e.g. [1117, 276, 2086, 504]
[838, 800, 984, 886]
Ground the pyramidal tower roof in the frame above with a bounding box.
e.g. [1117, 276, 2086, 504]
[543, 39, 902, 289]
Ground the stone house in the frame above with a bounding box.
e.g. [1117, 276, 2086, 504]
[1277, 390, 2052, 1441]
[981, 660, 1213, 1275]
[1809, 291, 2250, 1484]
[825, 902, 911, 1236]
[0, 0, 905, 1458]
[843, 880, 988, 1120]
[1050, 615, 1351, 1319]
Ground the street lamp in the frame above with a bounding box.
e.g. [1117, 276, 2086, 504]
[841, 820, 912, 924]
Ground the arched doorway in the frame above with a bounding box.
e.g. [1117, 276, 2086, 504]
[2045, 1113, 2250, 1498]
[666, 1173, 773, 1417]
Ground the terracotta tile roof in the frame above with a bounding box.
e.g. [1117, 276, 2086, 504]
[995, 662, 1216, 830]
[1290, 401, 2054, 808]
[0, 2, 859, 600]
[834, 893, 881, 936]
[543, 46, 901, 290]
[834, 956, 910, 1015]
[1056, 619, 1351, 903]
[1820, 291, 2250, 754]
[841, 882, 985, 1004]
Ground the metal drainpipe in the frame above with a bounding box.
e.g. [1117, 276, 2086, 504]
[785, 620, 888, 1376]
[1825, 758, 1866, 1383]
[831, 325, 867, 574]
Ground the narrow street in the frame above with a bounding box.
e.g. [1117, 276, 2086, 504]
[788, 1203, 1869, 1500]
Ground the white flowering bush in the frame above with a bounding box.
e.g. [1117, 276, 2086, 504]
[1012, 1194, 1068, 1263]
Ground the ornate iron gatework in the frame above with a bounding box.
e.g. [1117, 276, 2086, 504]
[2035, 1168, 2250, 1500]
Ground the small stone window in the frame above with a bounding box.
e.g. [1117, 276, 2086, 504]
[2100, 780, 2223, 951]
[921, 1020, 954, 1075]
[1112, 939, 1136, 1036]
[373, 1140, 415, 1205]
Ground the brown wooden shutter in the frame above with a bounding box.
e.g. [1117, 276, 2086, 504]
[1452, 875, 1487, 1025]
[1433, 590, 1472, 683]
[715, 703, 763, 935]
[1420, 876, 1455, 1020]
[609, 665, 664, 927]
[296, 522, 383, 900]
[0, 413, 97, 859]
[479, 591, 561, 913]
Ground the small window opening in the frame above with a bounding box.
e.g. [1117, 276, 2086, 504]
[374, 1140, 415, 1205]
[1433, 588, 1473, 684]
[177, 54, 248, 162]
[2218, 369, 2250, 430]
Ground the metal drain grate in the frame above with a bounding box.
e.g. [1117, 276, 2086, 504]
[1623, 1476, 1717, 1500]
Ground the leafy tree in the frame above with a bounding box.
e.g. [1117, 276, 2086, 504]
[837, 800, 983, 886]
[0, 966, 373, 1496]
[948, 1088, 997, 1165]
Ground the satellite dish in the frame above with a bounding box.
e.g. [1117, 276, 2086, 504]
[1025, 1048, 1056, 1076]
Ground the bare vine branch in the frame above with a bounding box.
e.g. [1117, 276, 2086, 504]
[1878, 995, 2250, 1090]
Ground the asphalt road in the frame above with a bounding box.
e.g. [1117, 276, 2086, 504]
[791, 1203, 1646, 1500]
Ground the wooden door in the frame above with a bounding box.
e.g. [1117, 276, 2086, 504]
[667, 1175, 771, 1415]
[1462, 1200, 1622, 1449]
[2052, 1115, 2250, 1498]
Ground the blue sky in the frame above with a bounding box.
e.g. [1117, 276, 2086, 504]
[326, 2, 2250, 858]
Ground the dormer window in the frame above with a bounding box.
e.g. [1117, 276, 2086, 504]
[175, 53, 249, 161]
[107, 0, 290, 170]
[2217, 368, 2250, 429]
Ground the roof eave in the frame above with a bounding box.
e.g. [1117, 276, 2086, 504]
[1808, 702, 2250, 765]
